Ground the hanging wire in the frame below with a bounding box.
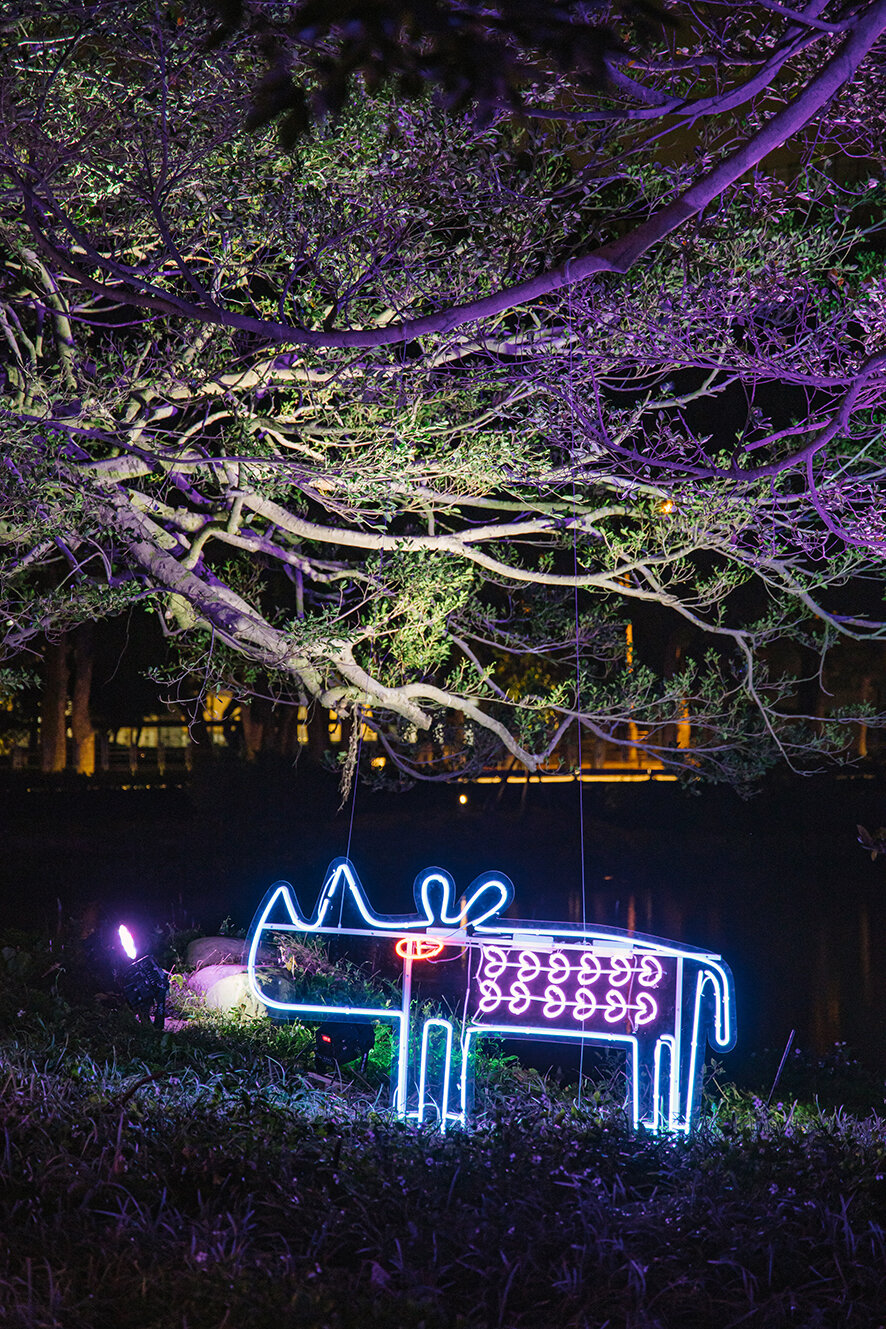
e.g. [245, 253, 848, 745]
[567, 288, 589, 1105]
[341, 503, 389, 918]
[344, 709, 364, 862]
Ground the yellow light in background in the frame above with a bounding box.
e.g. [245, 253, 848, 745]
[360, 708, 378, 742]
[459, 793, 468, 805]
[202, 690, 232, 723]
[660, 499, 674, 515]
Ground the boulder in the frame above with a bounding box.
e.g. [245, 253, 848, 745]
[185, 963, 300, 1018]
[186, 936, 276, 969]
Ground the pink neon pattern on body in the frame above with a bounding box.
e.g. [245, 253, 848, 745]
[470, 945, 668, 1030]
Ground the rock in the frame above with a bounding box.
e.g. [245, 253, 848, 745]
[185, 936, 276, 969]
[185, 963, 301, 1018]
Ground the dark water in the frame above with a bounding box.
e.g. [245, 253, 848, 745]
[3, 765, 886, 1075]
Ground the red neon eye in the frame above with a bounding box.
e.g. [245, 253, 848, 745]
[395, 937, 445, 961]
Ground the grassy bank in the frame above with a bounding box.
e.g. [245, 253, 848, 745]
[2, 936, 886, 1328]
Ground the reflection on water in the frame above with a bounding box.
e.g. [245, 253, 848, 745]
[525, 872, 886, 1074]
[813, 922, 841, 1052]
[566, 890, 651, 938]
[860, 902, 873, 1003]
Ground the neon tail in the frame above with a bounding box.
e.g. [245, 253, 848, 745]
[247, 857, 736, 1134]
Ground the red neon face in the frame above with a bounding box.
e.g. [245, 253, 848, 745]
[395, 937, 445, 961]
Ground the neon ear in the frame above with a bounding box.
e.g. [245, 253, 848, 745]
[413, 868, 513, 926]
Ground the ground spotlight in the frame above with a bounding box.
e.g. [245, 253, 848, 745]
[117, 924, 170, 1028]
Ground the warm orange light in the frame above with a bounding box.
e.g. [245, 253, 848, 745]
[459, 793, 468, 805]
[660, 499, 674, 515]
[395, 937, 445, 961]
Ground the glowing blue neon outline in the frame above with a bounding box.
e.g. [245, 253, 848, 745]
[457, 1025, 642, 1129]
[248, 858, 514, 938]
[652, 1035, 672, 1133]
[245, 857, 736, 1135]
[414, 1018, 453, 1131]
[680, 963, 733, 1132]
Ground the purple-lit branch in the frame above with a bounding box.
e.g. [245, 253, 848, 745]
[3, 2, 886, 784]
[12, 3, 886, 351]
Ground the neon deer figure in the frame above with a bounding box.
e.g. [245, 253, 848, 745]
[247, 858, 736, 1134]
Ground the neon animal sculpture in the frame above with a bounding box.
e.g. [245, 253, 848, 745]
[247, 857, 736, 1134]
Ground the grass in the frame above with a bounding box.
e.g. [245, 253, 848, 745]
[2, 931, 886, 1328]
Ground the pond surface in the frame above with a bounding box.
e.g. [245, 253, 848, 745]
[3, 766, 885, 1076]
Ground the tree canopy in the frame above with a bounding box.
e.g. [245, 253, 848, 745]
[2, 0, 886, 787]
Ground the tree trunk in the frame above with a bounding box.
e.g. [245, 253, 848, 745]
[40, 635, 69, 773]
[307, 702, 330, 764]
[240, 702, 264, 760]
[71, 623, 96, 775]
